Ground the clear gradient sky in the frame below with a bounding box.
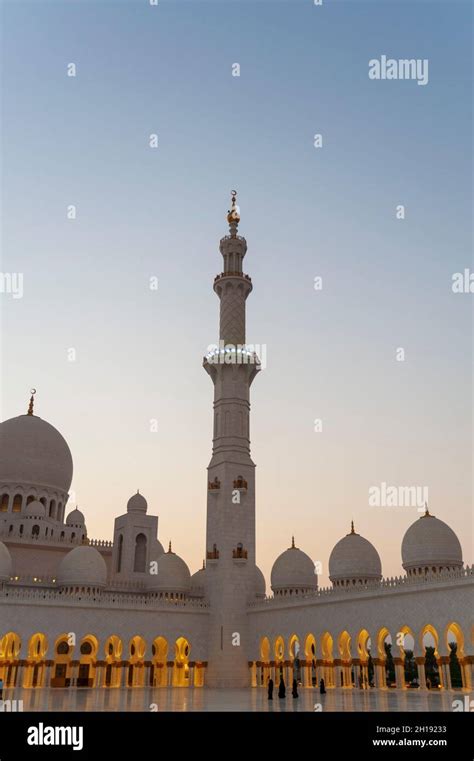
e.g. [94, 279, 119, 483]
[1, 0, 472, 588]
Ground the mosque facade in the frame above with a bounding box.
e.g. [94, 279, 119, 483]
[0, 197, 473, 697]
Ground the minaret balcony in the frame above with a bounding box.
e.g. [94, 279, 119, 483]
[214, 272, 252, 283]
[208, 477, 221, 492]
[233, 477, 248, 493]
[206, 546, 219, 563]
[232, 547, 248, 563]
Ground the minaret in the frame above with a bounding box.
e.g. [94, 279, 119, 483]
[203, 192, 260, 687]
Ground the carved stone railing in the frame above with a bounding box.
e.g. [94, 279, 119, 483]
[0, 585, 209, 610]
[247, 565, 474, 609]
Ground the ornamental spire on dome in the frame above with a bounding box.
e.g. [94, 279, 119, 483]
[226, 189, 240, 237]
[168, 541, 172, 554]
[350, 520, 355, 534]
[423, 501, 431, 517]
[291, 536, 295, 549]
[27, 388, 36, 415]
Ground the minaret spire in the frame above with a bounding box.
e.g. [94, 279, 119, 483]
[27, 388, 36, 416]
[227, 190, 240, 237]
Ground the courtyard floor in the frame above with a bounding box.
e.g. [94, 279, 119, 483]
[2, 686, 466, 712]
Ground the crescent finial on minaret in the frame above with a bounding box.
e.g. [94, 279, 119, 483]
[27, 388, 36, 416]
[227, 189, 240, 235]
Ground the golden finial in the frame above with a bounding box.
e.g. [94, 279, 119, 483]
[291, 536, 295, 549]
[168, 540, 172, 553]
[424, 502, 430, 517]
[350, 520, 355, 534]
[27, 388, 36, 416]
[226, 189, 240, 232]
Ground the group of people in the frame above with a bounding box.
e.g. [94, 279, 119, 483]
[267, 675, 327, 700]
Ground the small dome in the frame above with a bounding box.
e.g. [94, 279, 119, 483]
[148, 546, 191, 593]
[402, 510, 463, 572]
[271, 538, 317, 594]
[329, 524, 382, 585]
[127, 491, 147, 514]
[190, 564, 206, 598]
[66, 508, 85, 526]
[57, 546, 107, 588]
[0, 414, 73, 492]
[255, 565, 266, 598]
[24, 500, 46, 517]
[0, 541, 12, 581]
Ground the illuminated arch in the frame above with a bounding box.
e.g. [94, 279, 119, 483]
[52, 633, 73, 688]
[173, 637, 190, 687]
[260, 637, 270, 661]
[78, 634, 99, 688]
[445, 622, 467, 689]
[0, 632, 21, 688]
[304, 633, 316, 659]
[420, 624, 439, 656]
[128, 636, 146, 687]
[104, 635, 122, 688]
[376, 627, 392, 658]
[338, 630, 352, 660]
[274, 636, 285, 663]
[151, 636, 168, 687]
[357, 629, 371, 660]
[321, 632, 333, 660]
[288, 634, 300, 660]
[397, 625, 416, 655]
[445, 622, 465, 658]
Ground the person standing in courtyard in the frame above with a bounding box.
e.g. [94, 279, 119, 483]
[267, 677, 274, 700]
[319, 677, 326, 694]
[292, 678, 298, 698]
[278, 675, 286, 698]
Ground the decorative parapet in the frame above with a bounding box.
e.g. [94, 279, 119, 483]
[88, 538, 113, 549]
[247, 565, 474, 608]
[0, 527, 112, 550]
[1, 584, 210, 610]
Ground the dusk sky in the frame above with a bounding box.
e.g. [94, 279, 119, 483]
[1, 0, 472, 588]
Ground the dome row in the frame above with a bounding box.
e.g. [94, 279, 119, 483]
[270, 513, 463, 594]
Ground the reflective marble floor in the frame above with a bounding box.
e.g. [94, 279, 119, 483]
[1, 687, 467, 712]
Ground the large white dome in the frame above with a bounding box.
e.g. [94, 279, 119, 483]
[0, 414, 73, 492]
[148, 548, 191, 593]
[57, 546, 107, 588]
[271, 539, 317, 594]
[0, 541, 12, 581]
[402, 511, 463, 572]
[329, 524, 382, 585]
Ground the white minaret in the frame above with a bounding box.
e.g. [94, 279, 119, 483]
[203, 192, 260, 687]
